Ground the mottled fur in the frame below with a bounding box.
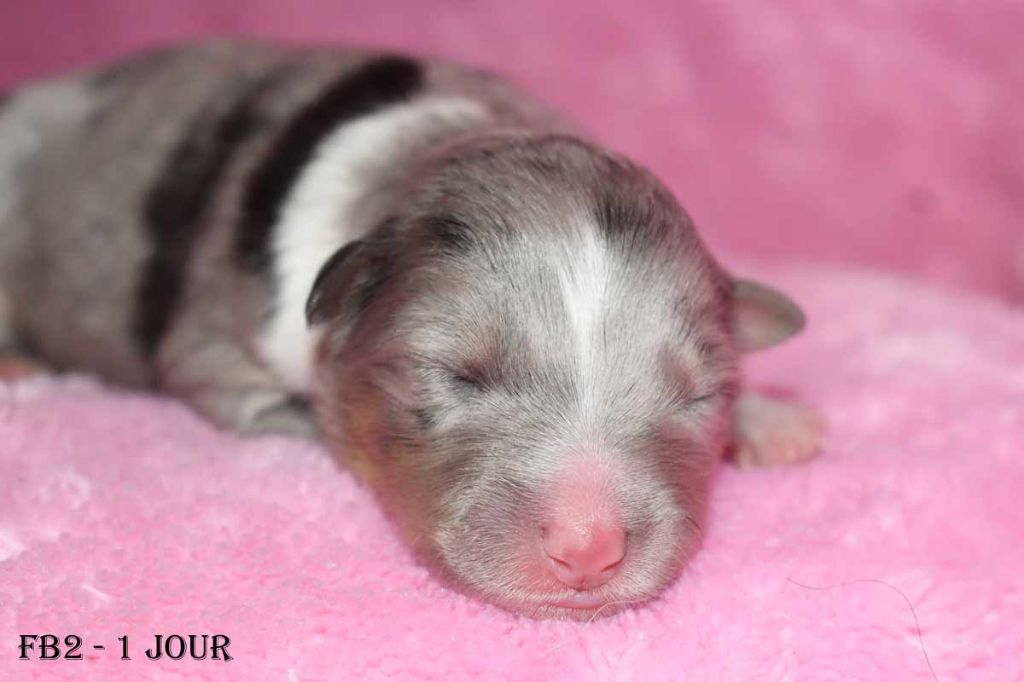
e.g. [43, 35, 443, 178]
[311, 133, 737, 615]
[0, 41, 821, 619]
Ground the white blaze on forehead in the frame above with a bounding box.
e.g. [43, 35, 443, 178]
[557, 224, 611, 418]
[259, 97, 488, 391]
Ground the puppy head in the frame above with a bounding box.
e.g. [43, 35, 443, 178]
[307, 134, 802, 618]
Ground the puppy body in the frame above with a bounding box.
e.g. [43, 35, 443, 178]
[0, 42, 559, 428]
[0, 41, 821, 618]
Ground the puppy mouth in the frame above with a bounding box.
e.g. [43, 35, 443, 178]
[526, 590, 645, 620]
[547, 590, 611, 610]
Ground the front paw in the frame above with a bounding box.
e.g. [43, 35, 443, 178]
[244, 397, 320, 440]
[731, 394, 826, 468]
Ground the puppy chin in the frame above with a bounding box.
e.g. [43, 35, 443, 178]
[485, 587, 655, 621]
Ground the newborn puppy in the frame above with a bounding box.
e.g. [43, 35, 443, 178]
[0, 41, 822, 619]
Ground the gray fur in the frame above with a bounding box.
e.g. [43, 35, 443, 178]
[311, 133, 738, 615]
[0, 40, 814, 618]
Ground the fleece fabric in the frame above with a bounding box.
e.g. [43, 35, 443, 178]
[1, 267, 1022, 681]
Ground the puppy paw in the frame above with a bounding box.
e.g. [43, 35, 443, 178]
[731, 393, 825, 467]
[245, 396, 320, 440]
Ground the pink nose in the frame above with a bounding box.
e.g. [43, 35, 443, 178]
[543, 521, 627, 589]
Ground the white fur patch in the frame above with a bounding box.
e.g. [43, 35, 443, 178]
[557, 225, 611, 418]
[260, 97, 488, 391]
[0, 78, 96, 222]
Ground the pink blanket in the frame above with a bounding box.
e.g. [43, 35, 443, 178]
[2, 267, 1022, 680]
[2, 1, 1023, 679]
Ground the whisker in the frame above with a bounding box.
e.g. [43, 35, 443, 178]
[787, 576, 939, 682]
[585, 598, 644, 625]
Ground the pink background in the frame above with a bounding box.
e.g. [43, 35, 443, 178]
[3, 4, 1024, 680]
[3, 0, 1023, 302]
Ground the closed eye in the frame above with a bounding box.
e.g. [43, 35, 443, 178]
[451, 370, 488, 392]
[689, 393, 715, 407]
[444, 360, 501, 394]
[668, 389, 715, 412]
[416, 352, 496, 393]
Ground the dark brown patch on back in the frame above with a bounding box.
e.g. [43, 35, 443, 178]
[235, 56, 424, 277]
[133, 69, 286, 356]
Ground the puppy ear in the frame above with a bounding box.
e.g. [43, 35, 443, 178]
[730, 278, 805, 352]
[305, 241, 371, 326]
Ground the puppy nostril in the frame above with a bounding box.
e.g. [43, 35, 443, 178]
[600, 556, 624, 575]
[542, 521, 627, 588]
